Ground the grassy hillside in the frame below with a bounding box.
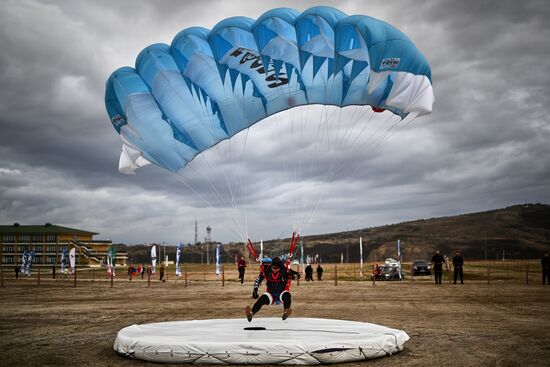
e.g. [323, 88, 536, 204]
[127, 203, 550, 263]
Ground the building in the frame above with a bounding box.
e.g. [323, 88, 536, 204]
[0, 223, 127, 267]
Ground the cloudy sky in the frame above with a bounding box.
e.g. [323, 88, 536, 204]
[1, 0, 549, 245]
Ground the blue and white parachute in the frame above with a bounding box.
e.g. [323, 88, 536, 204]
[105, 6, 433, 174]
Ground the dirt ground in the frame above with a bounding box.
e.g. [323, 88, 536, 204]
[1, 269, 550, 367]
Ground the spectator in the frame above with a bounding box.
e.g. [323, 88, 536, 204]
[542, 252, 550, 285]
[304, 264, 314, 281]
[15, 264, 20, 279]
[237, 256, 247, 284]
[52, 264, 56, 279]
[141, 264, 146, 280]
[452, 251, 464, 284]
[159, 264, 165, 282]
[316, 264, 324, 281]
[431, 250, 445, 285]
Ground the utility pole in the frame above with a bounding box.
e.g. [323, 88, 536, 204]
[346, 228, 349, 263]
[194, 220, 198, 246]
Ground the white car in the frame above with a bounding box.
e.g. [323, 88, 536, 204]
[384, 258, 399, 268]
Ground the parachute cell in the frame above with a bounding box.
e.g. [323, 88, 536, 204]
[105, 6, 434, 174]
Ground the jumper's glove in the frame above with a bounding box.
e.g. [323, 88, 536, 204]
[252, 288, 259, 299]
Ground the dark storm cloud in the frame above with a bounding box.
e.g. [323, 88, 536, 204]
[0, 0, 549, 244]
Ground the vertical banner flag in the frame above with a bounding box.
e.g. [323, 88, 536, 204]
[28, 251, 35, 276]
[260, 240, 263, 259]
[20, 251, 27, 275]
[216, 243, 221, 276]
[359, 237, 364, 279]
[300, 239, 304, 265]
[176, 243, 183, 276]
[107, 244, 117, 276]
[69, 248, 76, 274]
[151, 245, 157, 274]
[397, 239, 403, 280]
[60, 247, 68, 275]
[397, 239, 401, 261]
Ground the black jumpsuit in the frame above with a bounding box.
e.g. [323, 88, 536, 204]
[251, 265, 300, 314]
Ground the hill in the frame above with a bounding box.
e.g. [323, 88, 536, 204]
[127, 204, 550, 263]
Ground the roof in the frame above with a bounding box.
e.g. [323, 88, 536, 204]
[0, 223, 98, 235]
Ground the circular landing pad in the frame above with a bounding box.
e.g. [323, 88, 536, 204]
[114, 317, 409, 364]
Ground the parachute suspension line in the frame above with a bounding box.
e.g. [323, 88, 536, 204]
[301, 111, 405, 233]
[173, 171, 245, 241]
[299, 107, 385, 233]
[240, 128, 251, 243]
[194, 151, 248, 240]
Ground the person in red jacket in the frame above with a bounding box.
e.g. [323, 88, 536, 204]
[245, 257, 300, 321]
[237, 256, 247, 284]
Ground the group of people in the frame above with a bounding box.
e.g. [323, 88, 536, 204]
[431, 251, 550, 286]
[430, 250, 464, 285]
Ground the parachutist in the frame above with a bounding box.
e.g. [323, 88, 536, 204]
[245, 257, 300, 321]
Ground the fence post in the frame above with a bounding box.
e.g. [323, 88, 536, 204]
[297, 265, 300, 286]
[486, 262, 491, 285]
[110, 268, 114, 288]
[184, 266, 188, 287]
[222, 266, 225, 287]
[334, 265, 338, 286]
[74, 267, 77, 288]
[372, 264, 376, 286]
[38, 268, 41, 287]
[526, 262, 529, 285]
[147, 268, 151, 288]
[353, 264, 356, 281]
[410, 265, 413, 286]
[0, 264, 4, 288]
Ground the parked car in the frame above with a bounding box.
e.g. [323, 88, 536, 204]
[372, 265, 404, 281]
[384, 257, 399, 268]
[412, 260, 431, 276]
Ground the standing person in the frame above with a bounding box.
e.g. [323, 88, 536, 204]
[245, 257, 300, 321]
[452, 251, 464, 284]
[159, 264, 165, 282]
[316, 264, 324, 281]
[141, 264, 145, 280]
[431, 250, 445, 285]
[51, 264, 56, 279]
[237, 256, 247, 284]
[15, 264, 20, 279]
[542, 252, 550, 285]
[304, 264, 314, 281]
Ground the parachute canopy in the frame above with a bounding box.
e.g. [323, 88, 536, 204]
[105, 6, 434, 174]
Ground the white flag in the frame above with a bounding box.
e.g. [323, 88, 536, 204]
[151, 245, 157, 274]
[176, 243, 183, 276]
[215, 243, 221, 276]
[359, 237, 364, 278]
[69, 248, 76, 274]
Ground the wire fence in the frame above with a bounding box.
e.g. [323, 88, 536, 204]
[0, 260, 547, 288]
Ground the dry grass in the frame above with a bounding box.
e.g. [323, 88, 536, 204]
[1, 263, 549, 367]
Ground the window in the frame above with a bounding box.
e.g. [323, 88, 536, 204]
[47, 245, 57, 253]
[32, 235, 43, 242]
[46, 234, 57, 242]
[3, 256, 14, 264]
[3, 245, 15, 253]
[2, 235, 15, 243]
[34, 245, 43, 252]
[19, 245, 29, 252]
[48, 256, 56, 264]
[34, 256, 43, 264]
[19, 235, 30, 243]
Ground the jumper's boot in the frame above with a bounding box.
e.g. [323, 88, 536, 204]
[245, 306, 253, 322]
[282, 308, 292, 321]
